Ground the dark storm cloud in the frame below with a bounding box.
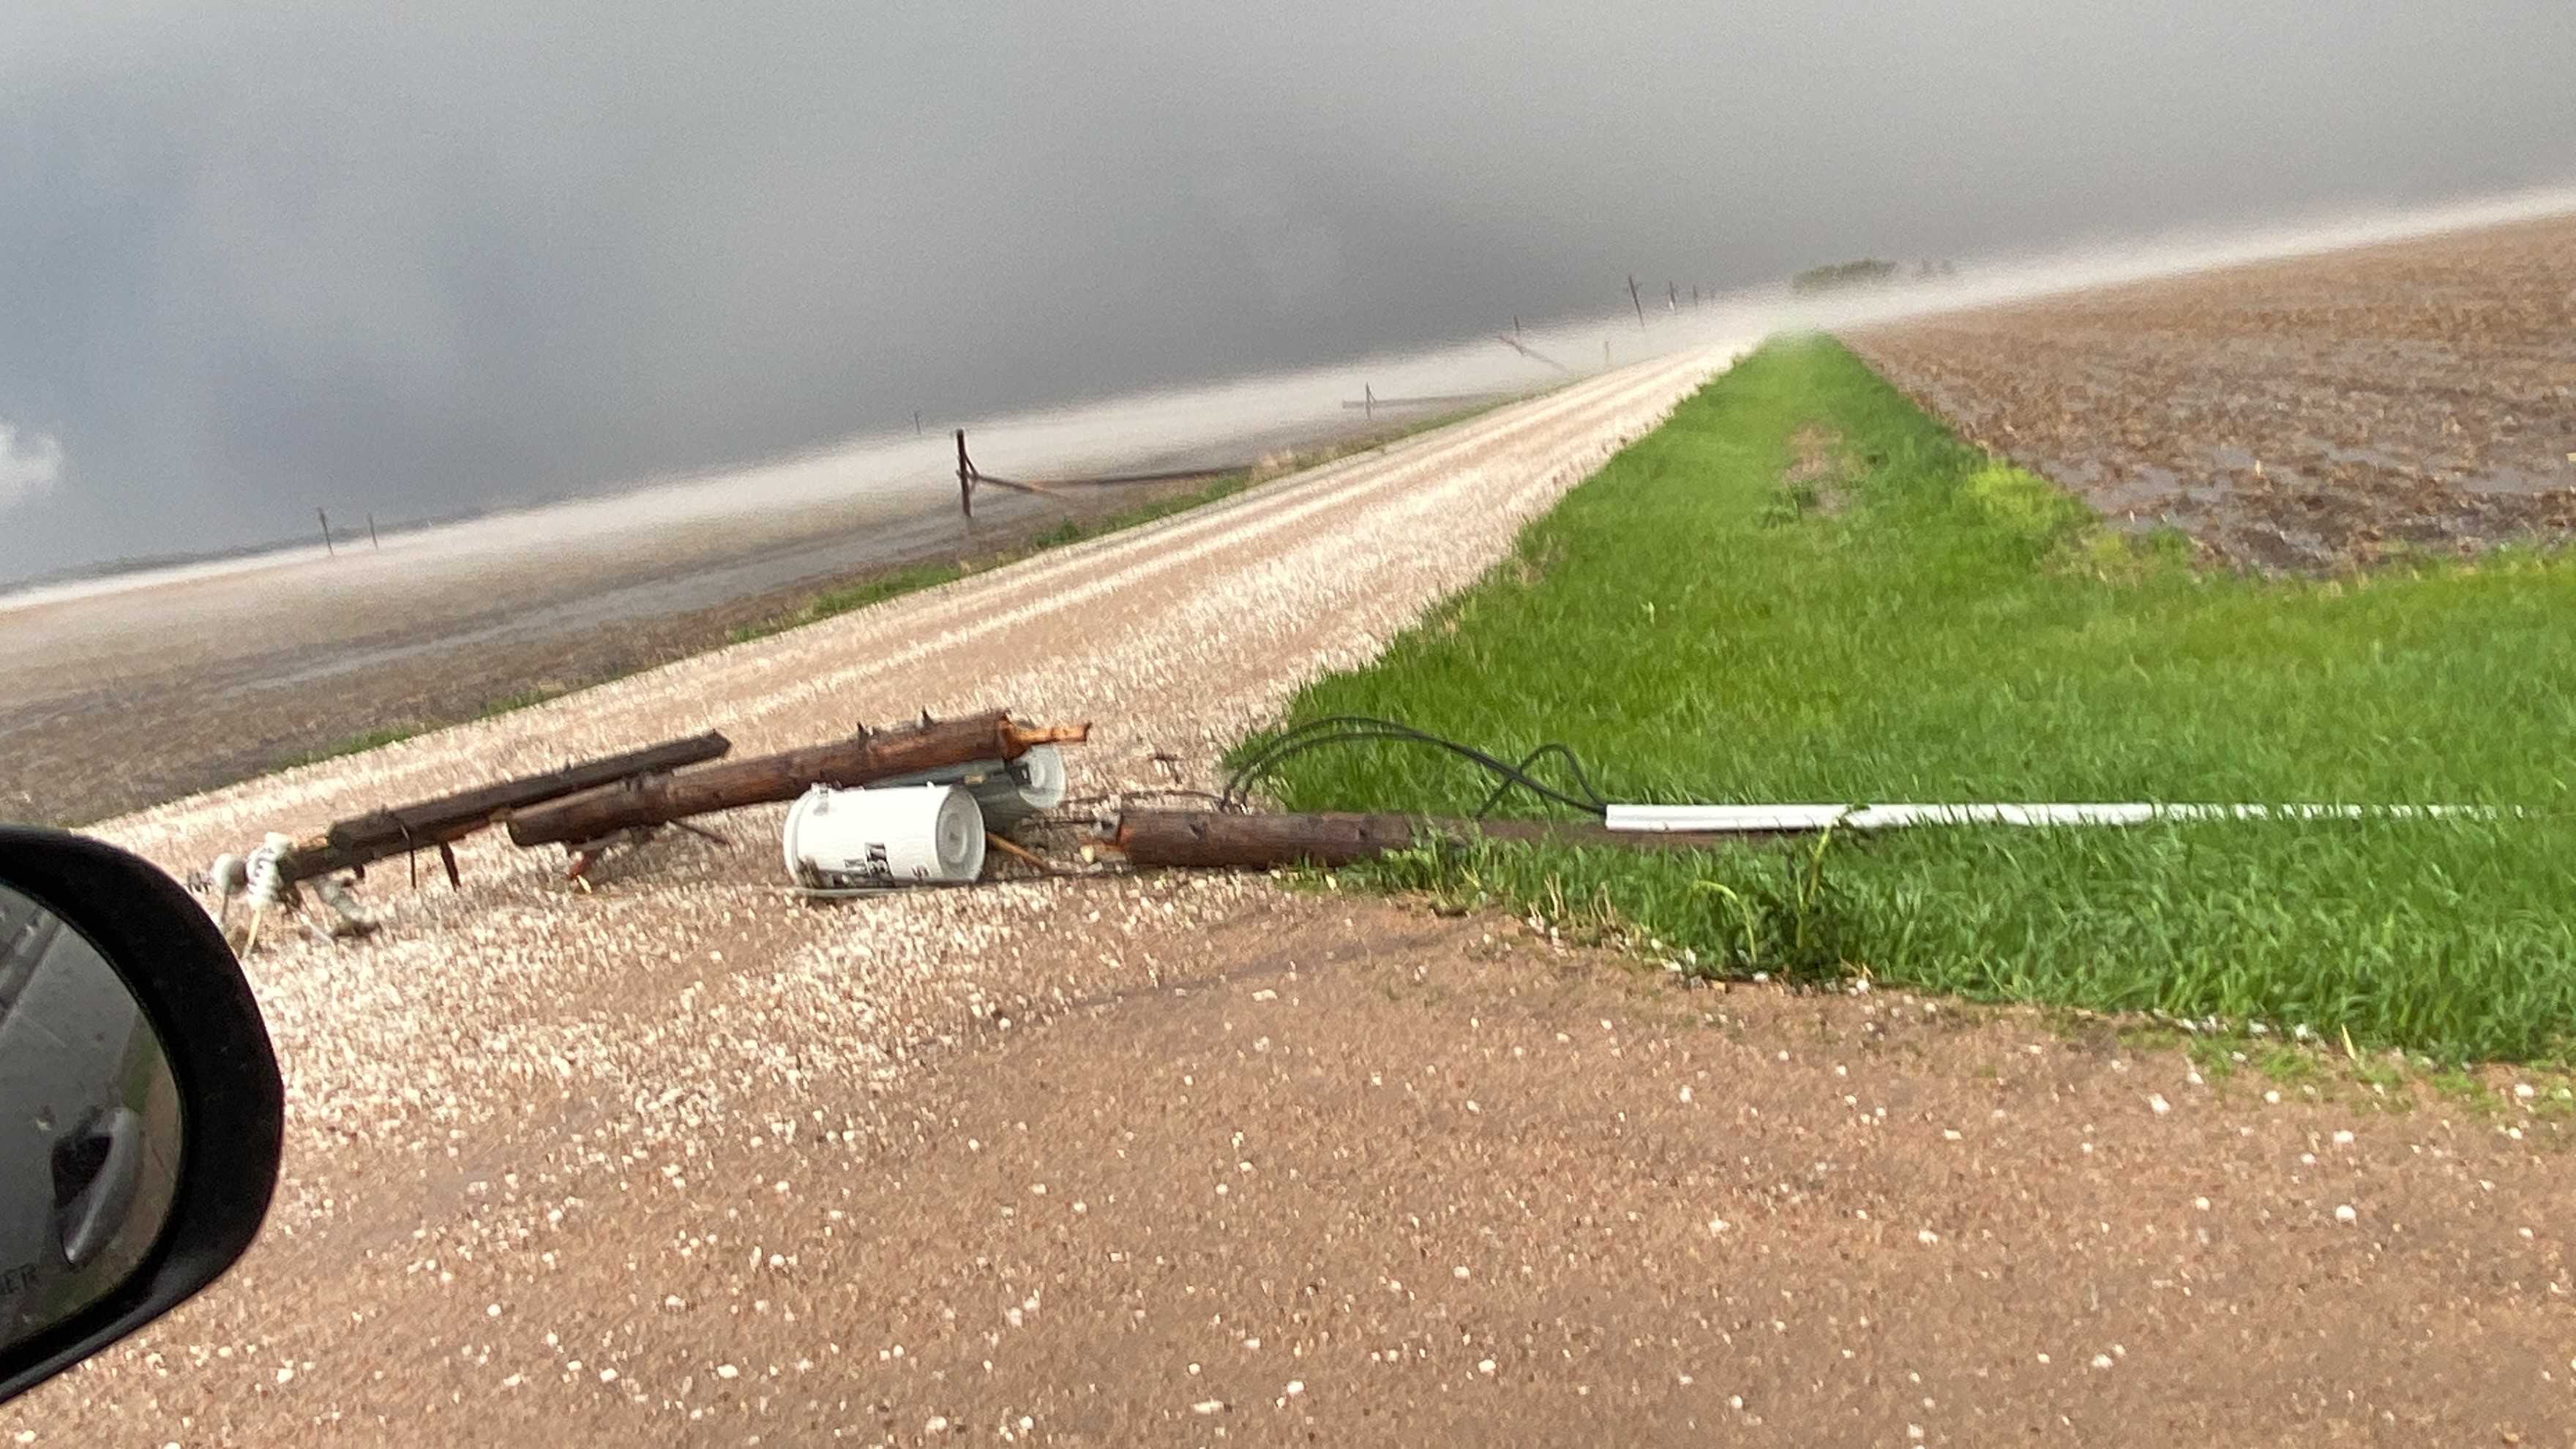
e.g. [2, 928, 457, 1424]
[2, 1, 2571, 579]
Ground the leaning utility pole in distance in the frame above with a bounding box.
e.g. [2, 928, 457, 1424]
[1626, 274, 1645, 329]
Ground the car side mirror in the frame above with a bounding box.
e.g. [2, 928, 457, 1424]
[0, 827, 282, 1407]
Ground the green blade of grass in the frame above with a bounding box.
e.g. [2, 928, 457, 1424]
[1265, 335, 2576, 1063]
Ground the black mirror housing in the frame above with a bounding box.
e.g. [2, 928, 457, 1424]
[0, 827, 283, 1407]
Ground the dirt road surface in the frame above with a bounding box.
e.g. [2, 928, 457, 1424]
[1847, 212, 2576, 572]
[20, 892, 2575, 1445]
[8, 338, 2573, 1444]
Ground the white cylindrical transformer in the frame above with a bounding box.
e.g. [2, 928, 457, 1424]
[782, 783, 986, 888]
[970, 744, 1067, 827]
[875, 745, 1069, 828]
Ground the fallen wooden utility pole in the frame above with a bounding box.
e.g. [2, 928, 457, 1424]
[1497, 334, 1571, 371]
[954, 430, 1246, 518]
[1093, 809, 1767, 870]
[1338, 390, 1510, 412]
[274, 731, 733, 883]
[208, 730, 737, 951]
[506, 711, 1090, 850]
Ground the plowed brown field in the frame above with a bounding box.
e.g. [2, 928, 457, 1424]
[1848, 213, 2576, 571]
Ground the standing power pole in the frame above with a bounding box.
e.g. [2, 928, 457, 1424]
[317, 508, 334, 557]
[1603, 338, 1613, 367]
[1363, 384, 1374, 420]
[914, 410, 923, 437]
[1692, 285, 1701, 308]
[1626, 274, 1645, 329]
[954, 429, 973, 520]
[1667, 281, 1679, 312]
[1513, 315, 1522, 340]
[367, 512, 380, 550]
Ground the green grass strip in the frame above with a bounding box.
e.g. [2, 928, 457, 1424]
[1258, 335, 2576, 1062]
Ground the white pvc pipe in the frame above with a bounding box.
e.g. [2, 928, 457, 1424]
[1603, 802, 2501, 834]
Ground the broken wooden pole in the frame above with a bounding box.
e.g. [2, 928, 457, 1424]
[949, 454, 1240, 495]
[961, 471, 1065, 500]
[1094, 809, 1770, 870]
[1019, 464, 1235, 488]
[506, 711, 1089, 849]
[1341, 391, 1512, 412]
[279, 730, 735, 882]
[1498, 334, 1570, 372]
[1108, 809, 1419, 868]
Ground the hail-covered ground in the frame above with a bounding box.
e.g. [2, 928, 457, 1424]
[15, 336, 2575, 1445]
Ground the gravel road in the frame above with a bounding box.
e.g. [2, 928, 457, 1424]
[1, 348, 1728, 1442]
[10, 335, 2572, 1445]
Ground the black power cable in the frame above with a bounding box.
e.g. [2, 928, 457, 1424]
[1220, 715, 1610, 819]
[1469, 741, 1613, 820]
[1050, 787, 1238, 814]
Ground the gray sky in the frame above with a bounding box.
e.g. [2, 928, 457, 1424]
[3, 1, 2571, 581]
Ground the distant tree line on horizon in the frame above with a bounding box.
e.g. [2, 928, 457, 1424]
[1791, 258, 1958, 294]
